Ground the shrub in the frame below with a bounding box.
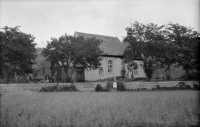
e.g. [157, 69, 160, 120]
[116, 76, 124, 81]
[179, 74, 197, 81]
[39, 84, 78, 92]
[39, 85, 58, 92]
[120, 69, 126, 79]
[106, 81, 113, 90]
[57, 84, 78, 92]
[178, 82, 186, 88]
[108, 77, 114, 81]
[156, 85, 160, 89]
[95, 84, 103, 92]
[117, 81, 126, 91]
[193, 83, 200, 90]
[77, 79, 85, 82]
[177, 82, 191, 89]
[95, 84, 110, 92]
[66, 76, 72, 83]
[132, 77, 147, 81]
[33, 78, 43, 83]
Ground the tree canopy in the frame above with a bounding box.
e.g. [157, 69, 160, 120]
[42, 34, 103, 79]
[124, 22, 165, 79]
[0, 26, 36, 83]
[124, 21, 199, 80]
[163, 23, 199, 79]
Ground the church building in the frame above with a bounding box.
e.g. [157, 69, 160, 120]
[50, 31, 147, 82]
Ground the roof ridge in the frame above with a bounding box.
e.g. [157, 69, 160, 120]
[76, 31, 118, 39]
[74, 31, 126, 56]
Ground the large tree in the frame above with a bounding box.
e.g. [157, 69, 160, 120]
[163, 23, 200, 79]
[124, 21, 199, 80]
[0, 26, 36, 83]
[42, 34, 102, 81]
[124, 22, 166, 80]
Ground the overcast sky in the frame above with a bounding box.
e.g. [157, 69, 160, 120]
[0, 0, 199, 48]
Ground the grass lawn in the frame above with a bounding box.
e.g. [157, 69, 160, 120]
[0, 90, 199, 127]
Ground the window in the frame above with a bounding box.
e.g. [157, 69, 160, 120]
[134, 69, 138, 75]
[99, 68, 104, 75]
[108, 60, 113, 73]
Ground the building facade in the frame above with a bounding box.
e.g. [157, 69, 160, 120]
[75, 32, 146, 81]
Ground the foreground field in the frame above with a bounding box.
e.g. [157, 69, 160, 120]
[1, 91, 199, 127]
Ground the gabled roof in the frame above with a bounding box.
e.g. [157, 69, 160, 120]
[74, 32, 126, 56]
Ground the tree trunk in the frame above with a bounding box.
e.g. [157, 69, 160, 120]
[127, 69, 130, 80]
[143, 59, 150, 80]
[131, 71, 134, 81]
[71, 67, 76, 82]
[185, 69, 189, 79]
[6, 73, 10, 84]
[63, 65, 70, 82]
[166, 65, 171, 80]
[15, 71, 18, 83]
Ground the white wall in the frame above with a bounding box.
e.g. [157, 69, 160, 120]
[84, 57, 146, 81]
[84, 56, 123, 81]
[126, 60, 146, 79]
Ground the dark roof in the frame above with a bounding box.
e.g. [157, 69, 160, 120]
[74, 32, 126, 56]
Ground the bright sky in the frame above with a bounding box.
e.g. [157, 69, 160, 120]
[0, 0, 199, 48]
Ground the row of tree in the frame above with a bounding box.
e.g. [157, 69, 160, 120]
[123, 22, 199, 80]
[0, 22, 199, 83]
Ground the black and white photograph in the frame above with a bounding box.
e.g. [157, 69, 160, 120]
[0, 0, 199, 126]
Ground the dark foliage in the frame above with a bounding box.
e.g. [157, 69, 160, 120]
[42, 34, 103, 82]
[124, 22, 200, 80]
[132, 77, 147, 81]
[117, 81, 126, 91]
[144, 60, 154, 80]
[77, 79, 85, 82]
[57, 84, 78, 92]
[0, 26, 36, 83]
[95, 84, 110, 92]
[95, 84, 104, 92]
[65, 76, 72, 82]
[106, 81, 113, 90]
[193, 83, 200, 90]
[39, 84, 78, 92]
[116, 76, 125, 81]
[120, 69, 126, 79]
[33, 78, 43, 83]
[180, 73, 198, 81]
[40, 85, 58, 92]
[156, 85, 160, 89]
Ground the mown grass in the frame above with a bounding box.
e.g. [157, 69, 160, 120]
[1, 91, 199, 127]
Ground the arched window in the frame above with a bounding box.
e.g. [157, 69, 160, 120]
[108, 60, 113, 73]
[99, 68, 104, 75]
